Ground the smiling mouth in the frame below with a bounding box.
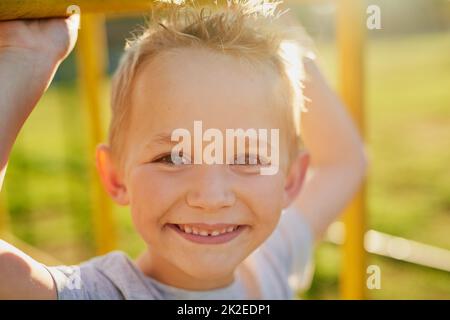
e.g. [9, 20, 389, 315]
[166, 223, 246, 244]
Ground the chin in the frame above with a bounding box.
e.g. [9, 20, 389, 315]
[180, 256, 241, 280]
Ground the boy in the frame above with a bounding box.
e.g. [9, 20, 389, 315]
[0, 1, 367, 299]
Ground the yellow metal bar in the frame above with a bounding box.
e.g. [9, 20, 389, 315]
[337, 0, 366, 299]
[0, 0, 329, 20]
[76, 14, 116, 255]
[0, 0, 153, 20]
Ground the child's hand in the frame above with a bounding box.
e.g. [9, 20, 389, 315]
[0, 15, 79, 114]
[0, 14, 79, 62]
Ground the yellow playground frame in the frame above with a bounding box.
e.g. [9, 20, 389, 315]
[0, 0, 366, 299]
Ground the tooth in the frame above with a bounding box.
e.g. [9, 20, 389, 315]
[226, 226, 235, 232]
[220, 228, 227, 234]
[192, 227, 199, 235]
[184, 226, 192, 234]
[199, 230, 208, 236]
[211, 230, 220, 236]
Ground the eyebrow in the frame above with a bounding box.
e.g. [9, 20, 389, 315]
[148, 132, 180, 148]
[155, 132, 173, 143]
[148, 130, 276, 147]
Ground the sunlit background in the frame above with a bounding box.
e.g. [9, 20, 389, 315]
[1, 0, 449, 299]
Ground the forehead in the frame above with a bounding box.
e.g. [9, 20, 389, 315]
[129, 47, 286, 137]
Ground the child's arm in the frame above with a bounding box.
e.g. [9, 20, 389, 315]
[293, 58, 369, 241]
[0, 16, 79, 299]
[0, 239, 58, 299]
[0, 16, 79, 191]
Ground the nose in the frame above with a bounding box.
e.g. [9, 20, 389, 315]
[186, 165, 236, 212]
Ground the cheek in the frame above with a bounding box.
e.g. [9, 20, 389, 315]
[236, 174, 286, 234]
[127, 166, 182, 242]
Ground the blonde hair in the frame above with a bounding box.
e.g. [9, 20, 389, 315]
[109, 0, 311, 171]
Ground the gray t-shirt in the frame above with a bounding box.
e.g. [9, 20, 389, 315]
[44, 206, 313, 299]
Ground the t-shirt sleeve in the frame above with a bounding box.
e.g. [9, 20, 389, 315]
[44, 259, 123, 300]
[259, 206, 314, 293]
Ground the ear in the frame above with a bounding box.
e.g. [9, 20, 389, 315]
[282, 150, 310, 208]
[95, 144, 130, 206]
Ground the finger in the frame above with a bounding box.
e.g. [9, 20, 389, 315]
[66, 13, 80, 54]
[67, 13, 80, 31]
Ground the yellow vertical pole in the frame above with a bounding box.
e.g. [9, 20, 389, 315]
[337, 0, 366, 299]
[76, 14, 116, 255]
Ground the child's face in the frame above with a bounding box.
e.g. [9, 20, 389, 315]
[98, 47, 308, 284]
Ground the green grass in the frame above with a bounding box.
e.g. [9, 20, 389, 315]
[2, 31, 450, 299]
[306, 32, 450, 299]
